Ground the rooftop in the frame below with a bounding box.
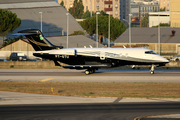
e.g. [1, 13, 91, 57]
[115, 27, 180, 43]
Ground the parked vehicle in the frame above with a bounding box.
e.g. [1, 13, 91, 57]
[170, 54, 180, 62]
[0, 58, 7, 61]
[10, 52, 27, 61]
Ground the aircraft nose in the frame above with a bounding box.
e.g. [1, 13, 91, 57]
[163, 58, 169, 63]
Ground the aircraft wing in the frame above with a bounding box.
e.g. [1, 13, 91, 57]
[62, 64, 111, 69]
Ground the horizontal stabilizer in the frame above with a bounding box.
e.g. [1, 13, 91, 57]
[63, 64, 111, 69]
[13, 33, 37, 36]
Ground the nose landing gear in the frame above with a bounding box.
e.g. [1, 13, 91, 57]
[85, 69, 96, 75]
[150, 65, 155, 75]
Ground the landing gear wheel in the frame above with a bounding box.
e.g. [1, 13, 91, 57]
[150, 71, 154, 75]
[175, 59, 179, 62]
[85, 70, 90, 75]
[150, 65, 155, 75]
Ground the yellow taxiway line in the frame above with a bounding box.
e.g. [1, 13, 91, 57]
[38, 78, 54, 82]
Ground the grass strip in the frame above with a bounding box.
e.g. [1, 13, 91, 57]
[0, 81, 180, 98]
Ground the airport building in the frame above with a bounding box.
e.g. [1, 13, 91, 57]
[149, 11, 170, 27]
[0, 0, 84, 38]
[131, 4, 159, 22]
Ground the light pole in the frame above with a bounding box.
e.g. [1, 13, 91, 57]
[39, 12, 42, 32]
[66, 13, 69, 48]
[91, 0, 92, 17]
[96, 12, 100, 48]
[158, 13, 160, 55]
[123, 17, 132, 48]
[106, 12, 110, 48]
[129, 14, 132, 48]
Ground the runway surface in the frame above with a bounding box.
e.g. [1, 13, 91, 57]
[1, 69, 180, 119]
[1, 102, 180, 120]
[0, 69, 180, 82]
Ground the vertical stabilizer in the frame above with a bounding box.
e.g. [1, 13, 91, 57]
[17, 29, 63, 51]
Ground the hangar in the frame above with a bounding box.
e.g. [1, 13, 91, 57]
[0, 0, 83, 38]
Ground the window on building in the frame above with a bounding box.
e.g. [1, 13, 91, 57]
[115, 11, 118, 16]
[97, 5, 99, 10]
[115, 4, 118, 9]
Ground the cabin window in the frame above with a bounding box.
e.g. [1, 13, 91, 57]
[145, 51, 157, 54]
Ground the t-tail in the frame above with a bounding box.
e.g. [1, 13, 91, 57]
[14, 29, 63, 51]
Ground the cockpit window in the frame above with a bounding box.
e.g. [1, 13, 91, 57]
[145, 51, 157, 54]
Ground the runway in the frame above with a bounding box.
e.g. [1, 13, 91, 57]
[0, 69, 180, 82]
[1, 102, 180, 120]
[1, 69, 180, 119]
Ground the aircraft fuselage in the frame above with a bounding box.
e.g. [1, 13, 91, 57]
[33, 47, 169, 67]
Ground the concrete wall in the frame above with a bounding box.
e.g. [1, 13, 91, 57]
[149, 15, 170, 27]
[0, 61, 62, 69]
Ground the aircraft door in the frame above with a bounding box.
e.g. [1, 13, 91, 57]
[100, 51, 105, 60]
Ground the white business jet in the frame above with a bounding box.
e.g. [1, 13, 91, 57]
[14, 29, 169, 75]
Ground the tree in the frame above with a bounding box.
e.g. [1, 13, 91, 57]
[152, 23, 170, 27]
[141, 13, 149, 27]
[69, 0, 84, 19]
[160, 7, 166, 11]
[70, 30, 85, 35]
[81, 10, 95, 19]
[79, 16, 126, 42]
[81, 10, 107, 19]
[60, 1, 66, 9]
[2, 36, 23, 47]
[0, 9, 21, 37]
[99, 10, 108, 16]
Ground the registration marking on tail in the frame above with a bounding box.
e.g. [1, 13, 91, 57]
[38, 78, 54, 82]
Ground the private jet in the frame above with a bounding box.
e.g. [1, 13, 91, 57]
[14, 29, 169, 75]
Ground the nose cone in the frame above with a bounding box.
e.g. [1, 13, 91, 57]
[164, 59, 169, 63]
[162, 57, 169, 63]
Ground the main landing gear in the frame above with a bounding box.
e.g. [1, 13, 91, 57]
[85, 69, 96, 75]
[150, 65, 155, 75]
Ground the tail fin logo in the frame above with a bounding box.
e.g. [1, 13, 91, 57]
[40, 35, 44, 40]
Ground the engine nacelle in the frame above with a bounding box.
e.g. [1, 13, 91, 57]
[49, 49, 77, 56]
